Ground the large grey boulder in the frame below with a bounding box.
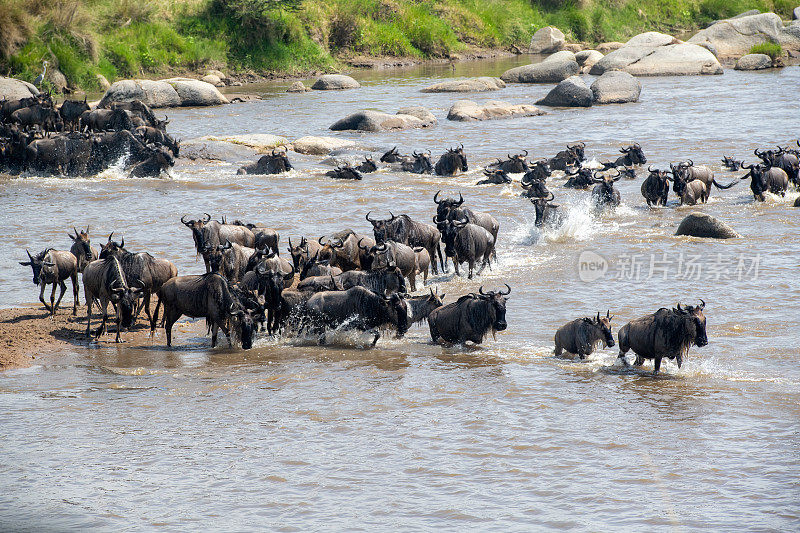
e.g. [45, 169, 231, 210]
[291, 136, 356, 155]
[96, 74, 111, 91]
[529, 26, 565, 54]
[575, 50, 604, 69]
[689, 13, 799, 59]
[46, 68, 68, 92]
[421, 77, 505, 93]
[591, 32, 722, 76]
[287, 81, 310, 93]
[0, 77, 39, 100]
[311, 74, 360, 90]
[201, 74, 225, 87]
[397, 106, 437, 125]
[500, 60, 579, 83]
[543, 50, 576, 63]
[536, 76, 593, 107]
[99, 79, 181, 108]
[591, 71, 641, 104]
[675, 212, 740, 239]
[446, 100, 546, 121]
[329, 109, 433, 131]
[162, 78, 229, 106]
[735, 53, 773, 70]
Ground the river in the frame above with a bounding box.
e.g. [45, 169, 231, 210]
[1, 57, 799, 530]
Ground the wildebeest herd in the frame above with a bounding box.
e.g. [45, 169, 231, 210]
[0, 93, 178, 178]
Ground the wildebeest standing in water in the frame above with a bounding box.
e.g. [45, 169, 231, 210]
[440, 217, 495, 279]
[554, 311, 614, 359]
[19, 248, 79, 316]
[401, 151, 433, 174]
[617, 300, 708, 375]
[640, 166, 671, 207]
[434, 144, 468, 176]
[82, 256, 143, 342]
[740, 162, 789, 201]
[237, 150, 293, 175]
[428, 285, 509, 344]
[355, 156, 378, 173]
[530, 193, 563, 228]
[591, 169, 622, 207]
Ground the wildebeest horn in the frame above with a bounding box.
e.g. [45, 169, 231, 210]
[107, 232, 113, 243]
[499, 283, 511, 295]
[508, 153, 513, 160]
[426, 149, 431, 156]
[331, 238, 344, 249]
[754, 148, 762, 156]
[479, 286, 488, 295]
[686, 159, 693, 166]
[203, 213, 211, 223]
[596, 312, 601, 322]
[73, 227, 80, 238]
[634, 142, 640, 149]
[412, 150, 419, 156]
[318, 235, 327, 246]
[546, 192, 555, 202]
[181, 215, 191, 226]
[433, 190, 442, 204]
[611, 168, 622, 181]
[648, 165, 655, 173]
[365, 210, 377, 223]
[85, 225, 90, 235]
[288, 237, 293, 249]
[606, 309, 611, 319]
[433, 215, 441, 224]
[460, 143, 464, 151]
[456, 192, 464, 206]
[741, 162, 753, 170]
[358, 238, 369, 251]
[389, 212, 396, 220]
[619, 148, 627, 153]
[376, 242, 387, 252]
[119, 236, 124, 248]
[26, 249, 33, 261]
[522, 150, 528, 157]
[676, 303, 686, 314]
[698, 299, 705, 309]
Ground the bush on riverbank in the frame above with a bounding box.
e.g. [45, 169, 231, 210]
[749, 41, 782, 60]
[0, 0, 795, 91]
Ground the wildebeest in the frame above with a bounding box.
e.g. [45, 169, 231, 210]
[428, 285, 509, 344]
[24, 134, 94, 176]
[520, 176, 551, 199]
[128, 144, 174, 178]
[671, 160, 736, 204]
[434, 144, 468, 176]
[617, 166, 637, 179]
[721, 155, 743, 171]
[591, 169, 622, 207]
[335, 266, 407, 295]
[522, 159, 552, 185]
[477, 168, 511, 185]
[155, 273, 255, 349]
[302, 286, 409, 345]
[242, 258, 292, 335]
[236, 150, 293, 175]
[414, 246, 431, 285]
[554, 311, 614, 359]
[489, 151, 529, 174]
[11, 103, 61, 131]
[549, 142, 585, 171]
[440, 218, 495, 279]
[400, 150, 433, 174]
[296, 273, 343, 293]
[207, 241, 255, 283]
[88, 130, 150, 173]
[641, 166, 671, 207]
[740, 162, 789, 201]
[366, 212, 444, 275]
[325, 163, 363, 180]
[108, 100, 163, 130]
[80, 107, 134, 132]
[380, 146, 409, 163]
[19, 248, 79, 316]
[67, 226, 99, 272]
[288, 236, 323, 271]
[674, 178, 709, 205]
[755, 146, 799, 185]
[617, 300, 708, 375]
[229, 220, 279, 255]
[355, 156, 378, 173]
[530, 193, 564, 228]
[82, 256, 143, 342]
[59, 98, 90, 131]
[407, 288, 445, 325]
[564, 166, 594, 189]
[364, 241, 418, 290]
[317, 231, 374, 271]
[299, 252, 342, 280]
[135, 126, 180, 157]
[181, 214, 255, 271]
[604, 143, 646, 168]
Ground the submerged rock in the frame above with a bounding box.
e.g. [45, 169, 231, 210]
[420, 77, 505, 93]
[734, 53, 773, 70]
[311, 74, 360, 90]
[500, 60, 579, 83]
[591, 71, 641, 104]
[287, 81, 311, 93]
[446, 100, 545, 121]
[536, 76, 593, 107]
[675, 212, 741, 239]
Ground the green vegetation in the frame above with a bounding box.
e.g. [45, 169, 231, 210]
[0, 0, 795, 91]
[750, 41, 783, 60]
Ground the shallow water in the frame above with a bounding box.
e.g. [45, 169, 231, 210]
[1, 58, 799, 530]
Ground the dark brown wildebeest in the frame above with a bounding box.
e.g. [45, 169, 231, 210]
[721, 155, 743, 171]
[520, 176, 551, 199]
[296, 273, 343, 293]
[325, 163, 363, 180]
[640, 166, 671, 207]
[67, 226, 99, 272]
[154, 272, 255, 349]
[434, 144, 468, 176]
[564, 166, 594, 189]
[548, 142, 585, 171]
[476, 168, 511, 185]
[128, 144, 174, 178]
[671, 159, 736, 194]
[288, 236, 323, 271]
[380, 146, 410, 164]
[301, 286, 409, 345]
[59, 98, 89, 131]
[554, 311, 614, 359]
[19, 248, 79, 316]
[489, 151, 529, 174]
[428, 285, 509, 344]
[237, 150, 293, 175]
[400, 150, 433, 174]
[334, 266, 407, 295]
[82, 256, 143, 342]
[299, 252, 342, 280]
[317, 231, 373, 272]
[591, 169, 622, 207]
[109, 100, 162, 129]
[181, 214, 255, 271]
[355, 156, 378, 173]
[530, 193, 563, 228]
[439, 217, 495, 279]
[367, 212, 443, 275]
[407, 287, 444, 325]
[79, 107, 134, 132]
[521, 159, 552, 185]
[135, 125, 180, 157]
[617, 300, 708, 375]
[740, 162, 789, 201]
[604, 143, 646, 168]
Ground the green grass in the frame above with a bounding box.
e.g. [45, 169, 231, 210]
[0, 0, 796, 91]
[750, 41, 782, 60]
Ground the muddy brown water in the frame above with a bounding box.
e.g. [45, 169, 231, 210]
[1, 58, 799, 530]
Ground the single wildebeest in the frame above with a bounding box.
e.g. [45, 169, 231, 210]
[522, 159, 552, 185]
[181, 214, 255, 271]
[128, 144, 174, 178]
[564, 166, 594, 189]
[591, 169, 622, 208]
[325, 163, 363, 180]
[671, 159, 735, 192]
[554, 311, 614, 359]
[380, 146, 410, 163]
[617, 300, 708, 375]
[757, 146, 799, 186]
[617, 166, 636, 179]
[237, 150, 293, 175]
[400, 150, 433, 174]
[109, 100, 162, 129]
[155, 273, 255, 349]
[414, 246, 431, 285]
[299, 252, 342, 280]
[230, 282, 266, 333]
[80, 107, 134, 132]
[489, 150, 529, 174]
[407, 287, 445, 325]
[549, 142, 585, 171]
[641, 166, 671, 207]
[477, 168, 511, 185]
[135, 126, 180, 157]
[606, 143, 646, 168]
[82, 256, 143, 342]
[440, 218, 495, 279]
[59, 98, 90, 131]
[317, 231, 373, 272]
[674, 178, 709, 205]
[530, 193, 564, 228]
[67, 226, 99, 272]
[434, 144, 468, 176]
[364, 241, 417, 290]
[335, 266, 407, 295]
[229, 219, 279, 255]
[355, 156, 378, 173]
[207, 241, 255, 283]
[296, 273, 343, 293]
[520, 176, 551, 199]
[721, 156, 743, 171]
[740, 162, 789, 201]
[288, 236, 322, 271]
[19, 248, 79, 316]
[366, 212, 444, 276]
[428, 285, 509, 344]
[302, 286, 409, 345]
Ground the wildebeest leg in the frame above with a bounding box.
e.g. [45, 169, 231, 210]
[113, 303, 123, 343]
[409, 269, 416, 292]
[211, 322, 219, 347]
[371, 329, 380, 347]
[150, 297, 162, 335]
[39, 282, 52, 314]
[85, 297, 93, 338]
[164, 306, 181, 347]
[54, 280, 67, 313]
[633, 355, 644, 366]
[467, 259, 475, 279]
[71, 273, 79, 315]
[453, 259, 460, 277]
[437, 244, 447, 273]
[652, 357, 662, 376]
[554, 341, 562, 356]
[140, 292, 153, 327]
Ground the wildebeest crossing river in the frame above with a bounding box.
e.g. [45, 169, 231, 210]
[1, 58, 798, 529]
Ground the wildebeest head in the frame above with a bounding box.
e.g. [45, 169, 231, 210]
[433, 190, 464, 221]
[618, 166, 636, 179]
[478, 168, 511, 185]
[522, 159, 551, 185]
[19, 248, 53, 285]
[380, 290, 409, 337]
[620, 143, 646, 165]
[408, 287, 445, 324]
[568, 142, 586, 162]
[355, 156, 377, 173]
[593, 310, 615, 347]
[493, 150, 529, 173]
[721, 156, 742, 171]
[288, 236, 310, 271]
[380, 146, 404, 163]
[435, 144, 468, 176]
[670, 162, 691, 195]
[740, 162, 771, 200]
[402, 150, 433, 174]
[530, 192, 561, 227]
[478, 284, 510, 332]
[564, 165, 594, 189]
[326, 163, 362, 180]
[228, 303, 255, 350]
[753, 148, 775, 166]
[521, 176, 550, 199]
[111, 281, 143, 329]
[592, 169, 622, 195]
[366, 211, 398, 244]
[674, 300, 707, 349]
[268, 149, 292, 172]
[440, 217, 470, 257]
[99, 233, 126, 259]
[181, 213, 212, 251]
[68, 226, 93, 263]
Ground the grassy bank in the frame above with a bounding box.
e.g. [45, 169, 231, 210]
[1, 0, 795, 92]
